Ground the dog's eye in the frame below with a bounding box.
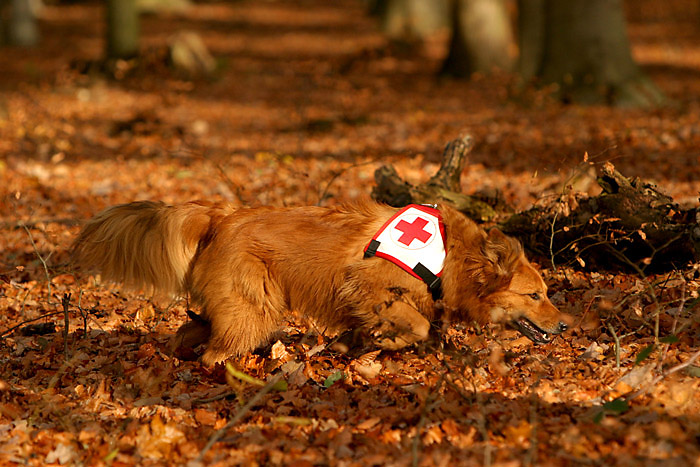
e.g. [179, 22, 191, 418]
[528, 293, 541, 301]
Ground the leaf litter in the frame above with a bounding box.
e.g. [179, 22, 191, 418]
[1, 0, 700, 465]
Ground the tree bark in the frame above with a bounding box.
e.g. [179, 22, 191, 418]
[517, 0, 545, 82]
[380, 0, 449, 41]
[106, 0, 139, 60]
[442, 0, 515, 76]
[0, 2, 5, 47]
[9, 0, 38, 47]
[522, 0, 665, 107]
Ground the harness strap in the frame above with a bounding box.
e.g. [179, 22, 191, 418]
[412, 262, 443, 301]
[364, 239, 381, 259]
[364, 240, 443, 300]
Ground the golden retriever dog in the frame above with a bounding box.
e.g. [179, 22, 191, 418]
[72, 200, 567, 365]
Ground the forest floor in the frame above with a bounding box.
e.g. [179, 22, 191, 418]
[1, 0, 700, 465]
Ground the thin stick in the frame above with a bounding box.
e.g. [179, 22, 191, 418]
[0, 310, 66, 337]
[61, 293, 71, 360]
[194, 391, 236, 404]
[607, 323, 621, 369]
[211, 159, 247, 205]
[197, 373, 283, 461]
[523, 384, 540, 467]
[476, 389, 492, 467]
[549, 210, 559, 271]
[659, 280, 684, 364]
[411, 375, 444, 467]
[21, 222, 55, 305]
[316, 159, 377, 206]
[626, 348, 700, 402]
[1, 218, 81, 229]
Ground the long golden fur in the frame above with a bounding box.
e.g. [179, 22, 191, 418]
[72, 200, 567, 365]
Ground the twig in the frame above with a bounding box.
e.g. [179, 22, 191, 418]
[0, 218, 81, 229]
[194, 391, 236, 404]
[77, 290, 88, 338]
[21, 222, 55, 305]
[625, 347, 700, 402]
[607, 323, 621, 369]
[659, 280, 684, 364]
[316, 159, 377, 206]
[476, 389, 491, 467]
[523, 383, 540, 467]
[18, 283, 37, 316]
[195, 149, 248, 205]
[211, 159, 248, 205]
[549, 210, 559, 271]
[411, 374, 445, 467]
[61, 293, 71, 360]
[197, 373, 284, 461]
[572, 297, 597, 330]
[0, 310, 66, 338]
[439, 359, 476, 404]
[225, 361, 287, 391]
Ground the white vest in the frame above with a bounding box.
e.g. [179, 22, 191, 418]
[364, 204, 446, 298]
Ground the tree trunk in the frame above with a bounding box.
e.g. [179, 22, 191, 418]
[517, 0, 544, 82]
[528, 0, 665, 107]
[442, 0, 515, 76]
[0, 1, 5, 47]
[380, 0, 449, 41]
[9, 0, 38, 47]
[106, 0, 139, 60]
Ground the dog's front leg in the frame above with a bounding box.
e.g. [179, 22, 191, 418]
[373, 301, 430, 350]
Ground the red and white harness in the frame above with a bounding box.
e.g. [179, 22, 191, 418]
[363, 204, 446, 299]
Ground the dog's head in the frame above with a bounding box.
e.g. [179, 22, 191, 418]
[441, 211, 568, 343]
[479, 231, 568, 343]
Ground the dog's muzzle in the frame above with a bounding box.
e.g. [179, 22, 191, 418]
[511, 318, 568, 344]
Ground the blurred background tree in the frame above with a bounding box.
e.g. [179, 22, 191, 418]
[106, 0, 139, 60]
[442, 0, 514, 76]
[1, 0, 40, 47]
[0, 0, 669, 107]
[373, 0, 664, 106]
[377, 0, 449, 41]
[518, 0, 665, 107]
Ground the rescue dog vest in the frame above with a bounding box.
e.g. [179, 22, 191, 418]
[363, 204, 445, 300]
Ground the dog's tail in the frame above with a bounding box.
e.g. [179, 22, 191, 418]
[71, 200, 233, 296]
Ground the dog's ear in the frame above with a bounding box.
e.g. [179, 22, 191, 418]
[478, 229, 522, 292]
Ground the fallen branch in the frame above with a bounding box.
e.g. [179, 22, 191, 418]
[0, 311, 66, 338]
[372, 137, 700, 272]
[500, 162, 700, 272]
[372, 135, 496, 221]
[198, 373, 284, 461]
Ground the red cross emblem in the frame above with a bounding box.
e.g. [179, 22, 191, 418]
[395, 217, 432, 246]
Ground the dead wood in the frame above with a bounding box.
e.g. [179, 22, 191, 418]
[500, 162, 700, 272]
[371, 135, 497, 221]
[372, 138, 700, 272]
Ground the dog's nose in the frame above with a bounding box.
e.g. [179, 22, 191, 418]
[557, 321, 568, 333]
